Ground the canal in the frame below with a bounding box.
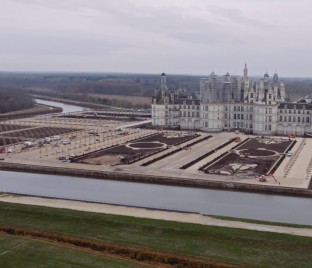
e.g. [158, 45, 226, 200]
[0, 170, 311, 225]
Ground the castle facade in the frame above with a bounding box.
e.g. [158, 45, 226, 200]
[152, 65, 312, 136]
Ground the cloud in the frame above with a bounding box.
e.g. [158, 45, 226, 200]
[0, 0, 312, 76]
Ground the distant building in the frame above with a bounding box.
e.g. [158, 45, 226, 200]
[152, 65, 312, 136]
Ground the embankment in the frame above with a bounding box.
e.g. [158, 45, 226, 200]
[0, 104, 62, 121]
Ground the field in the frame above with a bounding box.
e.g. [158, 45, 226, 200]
[86, 93, 151, 106]
[0, 201, 311, 268]
[0, 236, 146, 268]
[0, 127, 78, 146]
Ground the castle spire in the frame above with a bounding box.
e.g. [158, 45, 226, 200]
[243, 63, 248, 78]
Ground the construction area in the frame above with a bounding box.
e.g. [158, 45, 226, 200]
[0, 109, 312, 191]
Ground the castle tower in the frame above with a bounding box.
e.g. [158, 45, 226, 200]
[160, 72, 168, 90]
[273, 73, 279, 83]
[241, 64, 250, 102]
[243, 63, 248, 79]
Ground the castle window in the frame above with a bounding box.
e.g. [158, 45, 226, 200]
[303, 117, 305, 123]
[241, 106, 244, 112]
[269, 116, 272, 122]
[268, 125, 272, 130]
[234, 114, 236, 119]
[250, 114, 252, 120]
[284, 116, 286, 121]
[241, 114, 244, 120]
[307, 117, 310, 123]
[289, 110, 292, 114]
[298, 117, 300, 122]
[280, 116, 282, 121]
[289, 116, 291, 122]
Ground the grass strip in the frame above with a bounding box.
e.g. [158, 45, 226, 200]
[0, 201, 311, 268]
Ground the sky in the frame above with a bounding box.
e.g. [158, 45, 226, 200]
[0, 0, 312, 77]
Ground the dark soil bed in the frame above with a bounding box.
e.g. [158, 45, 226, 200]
[0, 124, 32, 133]
[128, 142, 165, 149]
[74, 133, 197, 165]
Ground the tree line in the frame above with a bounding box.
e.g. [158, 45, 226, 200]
[0, 88, 34, 113]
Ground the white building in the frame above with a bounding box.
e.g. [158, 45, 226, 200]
[152, 66, 312, 136]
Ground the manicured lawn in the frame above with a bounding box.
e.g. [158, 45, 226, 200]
[0, 236, 147, 268]
[0, 201, 311, 268]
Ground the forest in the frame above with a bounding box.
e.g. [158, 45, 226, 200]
[0, 88, 34, 113]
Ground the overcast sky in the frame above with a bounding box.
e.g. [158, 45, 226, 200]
[0, 0, 311, 77]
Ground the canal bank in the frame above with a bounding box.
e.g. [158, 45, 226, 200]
[0, 169, 311, 225]
[0, 161, 311, 198]
[1, 194, 312, 237]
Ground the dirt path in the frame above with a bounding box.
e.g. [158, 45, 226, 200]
[0, 194, 311, 238]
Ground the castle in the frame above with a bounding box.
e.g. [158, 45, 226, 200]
[152, 65, 312, 136]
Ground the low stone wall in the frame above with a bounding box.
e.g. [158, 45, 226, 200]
[0, 162, 311, 198]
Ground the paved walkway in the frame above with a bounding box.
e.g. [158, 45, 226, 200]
[1, 195, 311, 238]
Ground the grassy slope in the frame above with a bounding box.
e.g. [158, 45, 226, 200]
[0, 236, 148, 268]
[0, 201, 311, 268]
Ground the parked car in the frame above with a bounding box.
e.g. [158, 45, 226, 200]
[287, 151, 293, 157]
[53, 135, 61, 140]
[0, 157, 5, 160]
[7, 148, 15, 153]
[58, 156, 66, 161]
[62, 140, 70, 145]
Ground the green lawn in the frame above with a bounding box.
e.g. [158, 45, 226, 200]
[0, 201, 311, 268]
[0, 236, 147, 268]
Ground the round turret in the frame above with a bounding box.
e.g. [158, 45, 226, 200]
[161, 72, 166, 76]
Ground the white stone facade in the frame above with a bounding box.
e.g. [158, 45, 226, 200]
[151, 66, 312, 136]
